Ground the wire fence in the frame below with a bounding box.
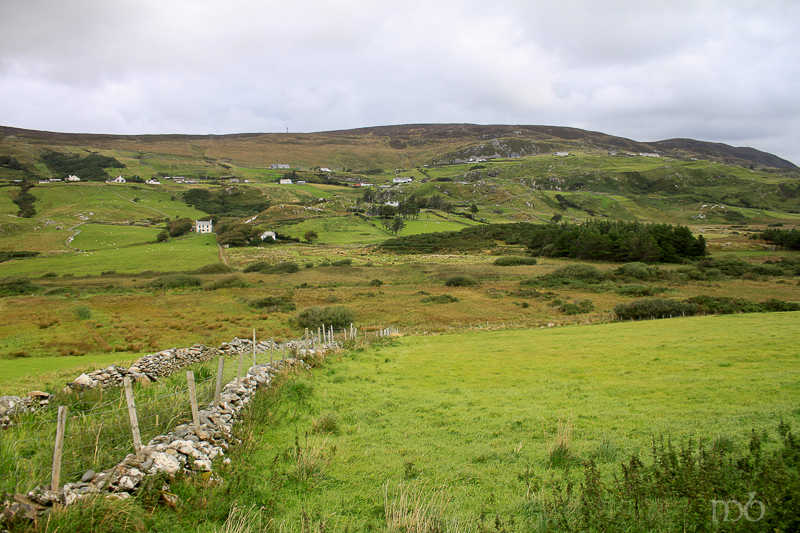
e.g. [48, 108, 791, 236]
[1, 325, 392, 495]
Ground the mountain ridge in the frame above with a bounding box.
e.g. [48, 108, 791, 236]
[0, 123, 794, 169]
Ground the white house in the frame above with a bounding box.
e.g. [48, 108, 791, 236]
[393, 177, 413, 184]
[146, 178, 161, 185]
[66, 175, 80, 182]
[320, 167, 332, 172]
[385, 201, 400, 207]
[108, 176, 126, 183]
[195, 220, 213, 234]
[279, 178, 292, 185]
[271, 164, 290, 169]
[260, 231, 277, 241]
[555, 152, 569, 157]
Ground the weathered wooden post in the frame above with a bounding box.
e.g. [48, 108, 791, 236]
[51, 405, 68, 491]
[214, 356, 225, 407]
[123, 377, 143, 462]
[187, 371, 200, 431]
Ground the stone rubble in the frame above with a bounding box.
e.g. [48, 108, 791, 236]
[0, 391, 54, 428]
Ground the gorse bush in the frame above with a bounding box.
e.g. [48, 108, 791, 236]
[243, 261, 271, 273]
[421, 294, 459, 304]
[0, 277, 42, 297]
[248, 296, 296, 312]
[493, 256, 538, 266]
[614, 298, 697, 320]
[548, 264, 604, 282]
[444, 275, 478, 287]
[330, 259, 353, 267]
[192, 263, 236, 274]
[296, 306, 356, 329]
[613, 262, 659, 280]
[146, 274, 202, 290]
[202, 274, 250, 290]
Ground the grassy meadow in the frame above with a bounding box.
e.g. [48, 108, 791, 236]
[124, 312, 800, 532]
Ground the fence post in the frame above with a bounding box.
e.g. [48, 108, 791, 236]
[282, 344, 286, 362]
[270, 337, 274, 364]
[305, 328, 309, 346]
[215, 356, 225, 407]
[237, 348, 243, 385]
[123, 377, 143, 463]
[51, 405, 68, 491]
[187, 371, 200, 431]
[252, 329, 257, 368]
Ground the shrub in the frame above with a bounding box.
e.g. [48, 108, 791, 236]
[615, 284, 661, 297]
[493, 256, 538, 266]
[614, 298, 697, 320]
[614, 262, 657, 280]
[100, 270, 117, 276]
[759, 298, 800, 312]
[368, 279, 383, 287]
[146, 274, 202, 290]
[248, 296, 296, 312]
[263, 262, 300, 274]
[444, 275, 478, 287]
[421, 294, 460, 304]
[0, 277, 42, 297]
[560, 299, 594, 315]
[41, 271, 59, 278]
[296, 305, 356, 329]
[548, 264, 604, 282]
[203, 274, 250, 290]
[74, 305, 92, 320]
[331, 259, 352, 267]
[243, 261, 272, 273]
[193, 263, 236, 274]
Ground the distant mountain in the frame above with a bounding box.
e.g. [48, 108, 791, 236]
[0, 123, 795, 169]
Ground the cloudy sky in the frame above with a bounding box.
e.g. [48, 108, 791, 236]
[1, 0, 798, 164]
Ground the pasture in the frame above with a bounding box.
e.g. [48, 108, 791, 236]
[137, 311, 800, 532]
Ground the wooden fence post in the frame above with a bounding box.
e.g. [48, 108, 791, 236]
[187, 371, 200, 431]
[215, 356, 225, 407]
[237, 349, 243, 385]
[270, 337, 274, 363]
[123, 377, 143, 463]
[51, 405, 68, 491]
[252, 329, 257, 368]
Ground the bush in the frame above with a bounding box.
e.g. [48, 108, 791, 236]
[296, 306, 356, 329]
[421, 294, 460, 303]
[74, 305, 92, 320]
[248, 296, 296, 312]
[560, 299, 594, 315]
[614, 262, 657, 280]
[368, 279, 383, 287]
[444, 276, 478, 287]
[203, 274, 250, 290]
[759, 298, 800, 312]
[40, 271, 59, 278]
[243, 261, 272, 273]
[548, 264, 604, 282]
[0, 277, 42, 297]
[146, 274, 202, 290]
[614, 298, 697, 320]
[263, 262, 300, 274]
[615, 284, 661, 297]
[493, 256, 538, 266]
[331, 259, 353, 267]
[193, 263, 236, 274]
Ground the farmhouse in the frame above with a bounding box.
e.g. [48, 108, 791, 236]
[320, 167, 332, 172]
[66, 175, 80, 182]
[108, 176, 126, 183]
[279, 178, 292, 185]
[195, 220, 213, 234]
[555, 152, 569, 157]
[271, 164, 290, 169]
[393, 177, 413, 184]
[146, 178, 161, 184]
[260, 231, 277, 241]
[385, 201, 400, 207]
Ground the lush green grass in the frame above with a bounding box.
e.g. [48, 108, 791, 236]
[138, 312, 800, 532]
[0, 352, 140, 393]
[71, 224, 162, 250]
[0, 233, 219, 276]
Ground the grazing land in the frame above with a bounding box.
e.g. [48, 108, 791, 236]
[0, 124, 799, 532]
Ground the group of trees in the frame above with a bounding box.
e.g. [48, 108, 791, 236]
[12, 182, 36, 218]
[40, 151, 125, 181]
[183, 187, 270, 218]
[754, 227, 800, 251]
[525, 220, 707, 263]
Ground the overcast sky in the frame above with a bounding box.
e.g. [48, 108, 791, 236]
[1, 0, 798, 165]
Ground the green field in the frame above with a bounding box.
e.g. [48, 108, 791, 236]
[135, 312, 800, 532]
[71, 224, 162, 250]
[0, 232, 219, 276]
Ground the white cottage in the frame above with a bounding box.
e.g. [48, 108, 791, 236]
[195, 220, 213, 234]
